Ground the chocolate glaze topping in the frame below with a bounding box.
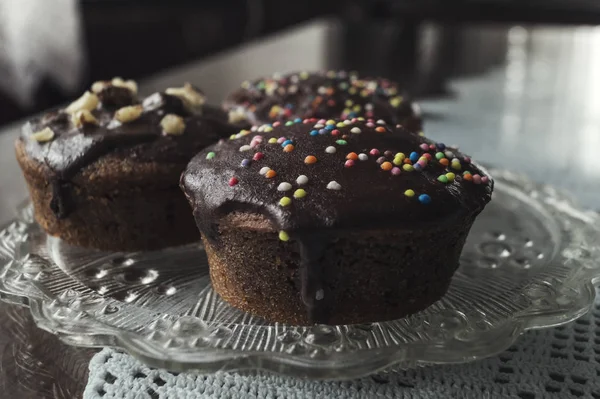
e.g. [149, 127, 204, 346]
[20, 82, 239, 219]
[182, 118, 493, 323]
[224, 71, 423, 132]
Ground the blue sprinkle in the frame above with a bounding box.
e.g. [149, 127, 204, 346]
[409, 152, 419, 162]
[285, 103, 293, 109]
[310, 130, 319, 136]
[241, 159, 251, 167]
[413, 163, 422, 171]
[437, 143, 446, 150]
[348, 112, 357, 118]
[325, 125, 335, 130]
[418, 194, 432, 204]
[319, 129, 327, 135]
[281, 140, 293, 147]
[294, 118, 302, 123]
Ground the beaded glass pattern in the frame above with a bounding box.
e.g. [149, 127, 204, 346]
[1, 169, 599, 380]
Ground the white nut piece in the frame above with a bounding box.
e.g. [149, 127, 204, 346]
[31, 127, 55, 142]
[111, 77, 138, 94]
[165, 83, 205, 109]
[71, 109, 99, 128]
[160, 114, 186, 135]
[228, 108, 248, 124]
[114, 105, 144, 123]
[65, 91, 99, 114]
[91, 81, 109, 93]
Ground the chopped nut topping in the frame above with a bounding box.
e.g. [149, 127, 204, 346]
[71, 109, 99, 128]
[114, 105, 144, 123]
[91, 81, 109, 93]
[91, 77, 138, 95]
[31, 127, 55, 142]
[160, 114, 186, 135]
[165, 83, 205, 111]
[65, 91, 99, 114]
[228, 108, 248, 124]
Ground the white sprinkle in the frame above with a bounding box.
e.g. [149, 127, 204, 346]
[350, 127, 361, 134]
[325, 146, 336, 154]
[318, 86, 327, 95]
[358, 153, 368, 161]
[277, 182, 292, 192]
[313, 124, 324, 129]
[259, 167, 271, 175]
[365, 103, 374, 111]
[288, 85, 298, 94]
[343, 119, 352, 125]
[445, 151, 455, 158]
[376, 119, 386, 124]
[239, 145, 251, 152]
[412, 102, 422, 116]
[327, 181, 342, 190]
[315, 289, 324, 301]
[296, 175, 309, 185]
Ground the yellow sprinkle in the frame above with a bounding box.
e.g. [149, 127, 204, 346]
[299, 72, 309, 79]
[293, 189, 307, 199]
[418, 131, 425, 137]
[353, 105, 362, 112]
[336, 122, 345, 128]
[268, 138, 277, 144]
[348, 87, 357, 95]
[279, 231, 290, 241]
[263, 126, 273, 132]
[326, 119, 336, 125]
[390, 96, 404, 107]
[229, 134, 236, 140]
[402, 164, 414, 172]
[393, 157, 404, 166]
[395, 152, 406, 161]
[279, 197, 292, 207]
[404, 189, 415, 197]
[345, 99, 353, 107]
[357, 117, 365, 121]
[451, 161, 462, 170]
[446, 172, 456, 182]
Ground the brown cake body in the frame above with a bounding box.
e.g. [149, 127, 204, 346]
[16, 79, 239, 251]
[182, 119, 493, 325]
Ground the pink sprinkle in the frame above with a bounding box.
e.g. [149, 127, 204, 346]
[423, 153, 433, 161]
[351, 118, 359, 123]
[391, 167, 401, 175]
[429, 144, 436, 150]
[331, 129, 340, 136]
[273, 121, 281, 127]
[344, 160, 355, 168]
[464, 156, 471, 163]
[472, 174, 482, 184]
[229, 177, 239, 186]
[277, 137, 286, 144]
[481, 176, 489, 184]
[317, 119, 326, 124]
[369, 148, 380, 156]
[419, 143, 429, 151]
[253, 152, 264, 161]
[303, 119, 311, 124]
[417, 160, 427, 168]
[366, 122, 375, 128]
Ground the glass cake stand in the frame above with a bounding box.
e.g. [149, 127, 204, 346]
[0, 168, 599, 380]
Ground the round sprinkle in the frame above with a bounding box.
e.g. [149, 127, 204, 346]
[310, 130, 318, 136]
[279, 197, 291, 207]
[279, 231, 290, 241]
[391, 167, 401, 175]
[437, 143, 446, 150]
[446, 172, 456, 182]
[253, 152, 264, 161]
[413, 163, 422, 171]
[331, 129, 340, 136]
[376, 156, 386, 165]
[277, 137, 286, 144]
[325, 146, 336, 154]
[259, 167, 271, 175]
[296, 175, 308, 185]
[345, 160, 355, 168]
[346, 152, 358, 160]
[350, 127, 361, 134]
[293, 189, 307, 198]
[336, 139, 347, 145]
[265, 170, 277, 178]
[464, 156, 472, 163]
[206, 152, 216, 160]
[403, 164, 414, 172]
[304, 155, 317, 164]
[384, 150, 394, 158]
[241, 159, 251, 167]
[438, 175, 449, 183]
[393, 156, 403, 166]
[369, 148, 380, 156]
[409, 152, 419, 162]
[277, 182, 292, 191]
[268, 138, 277, 144]
[481, 176, 490, 184]
[419, 143, 429, 151]
[423, 153, 433, 161]
[381, 161, 393, 171]
[463, 173, 473, 181]
[358, 153, 368, 161]
[327, 181, 342, 190]
[445, 151, 455, 158]
[228, 177, 239, 186]
[375, 126, 386, 133]
[418, 194, 432, 204]
[281, 139, 293, 147]
[435, 152, 445, 160]
[283, 144, 295, 152]
[404, 189, 415, 197]
[239, 145, 251, 152]
[472, 174, 482, 184]
[376, 119, 386, 124]
[439, 158, 450, 166]
[451, 161, 461, 170]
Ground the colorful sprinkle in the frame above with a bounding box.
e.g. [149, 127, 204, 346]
[253, 152, 264, 161]
[376, 156, 386, 164]
[279, 231, 290, 241]
[404, 189, 415, 197]
[463, 173, 473, 181]
[446, 172, 456, 182]
[277, 182, 292, 191]
[206, 152, 216, 160]
[435, 152, 445, 160]
[228, 177, 239, 186]
[350, 127, 362, 134]
[472, 174, 482, 184]
[239, 145, 251, 152]
[438, 175, 449, 183]
[358, 153, 368, 161]
[346, 152, 358, 160]
[241, 159, 251, 167]
[265, 170, 277, 178]
[418, 194, 432, 204]
[277, 137, 286, 144]
[281, 139, 293, 147]
[402, 164, 414, 172]
[482, 176, 490, 184]
[345, 160, 355, 168]
[296, 175, 308, 185]
[259, 166, 271, 175]
[294, 189, 307, 198]
[380, 161, 392, 171]
[419, 143, 429, 151]
[439, 158, 450, 166]
[384, 150, 394, 158]
[391, 167, 401, 175]
[279, 197, 291, 207]
[409, 152, 419, 162]
[310, 130, 318, 136]
[325, 146, 336, 154]
[268, 138, 277, 144]
[331, 129, 340, 136]
[375, 126, 386, 133]
[336, 139, 347, 145]
[305, 155, 317, 164]
[369, 148, 380, 156]
[327, 181, 342, 190]
[283, 144, 295, 152]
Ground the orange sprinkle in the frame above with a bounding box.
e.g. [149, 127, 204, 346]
[463, 173, 473, 181]
[346, 152, 358, 161]
[265, 170, 277, 178]
[381, 161, 393, 171]
[304, 155, 317, 164]
[403, 158, 412, 164]
[375, 126, 386, 133]
[439, 158, 450, 166]
[283, 144, 295, 152]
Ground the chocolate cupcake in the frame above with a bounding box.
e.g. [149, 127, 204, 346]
[224, 71, 423, 133]
[16, 78, 239, 251]
[181, 118, 493, 325]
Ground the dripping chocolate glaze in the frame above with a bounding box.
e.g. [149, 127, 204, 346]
[223, 71, 423, 132]
[181, 120, 493, 323]
[20, 86, 241, 218]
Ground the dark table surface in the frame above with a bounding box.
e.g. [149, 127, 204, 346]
[0, 19, 599, 398]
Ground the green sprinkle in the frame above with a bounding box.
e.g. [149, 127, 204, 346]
[279, 231, 290, 241]
[285, 121, 294, 126]
[279, 197, 291, 207]
[206, 152, 216, 160]
[435, 152, 445, 160]
[438, 175, 449, 183]
[336, 140, 347, 145]
[293, 189, 307, 199]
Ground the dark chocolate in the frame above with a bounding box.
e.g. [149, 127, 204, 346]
[224, 71, 423, 132]
[181, 119, 493, 323]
